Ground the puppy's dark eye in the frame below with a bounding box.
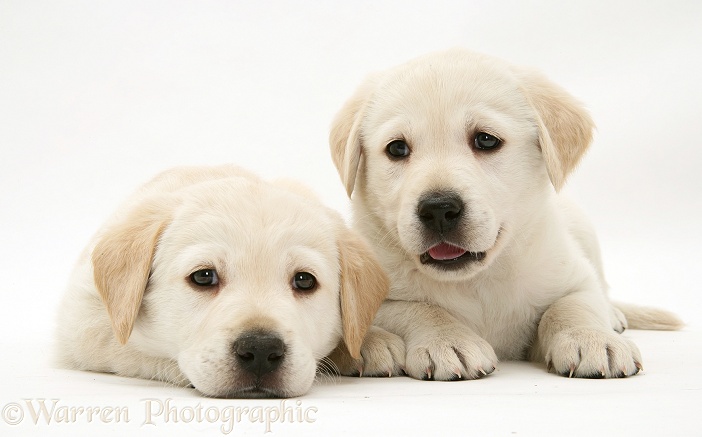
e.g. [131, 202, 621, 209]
[474, 132, 501, 150]
[190, 269, 219, 287]
[292, 272, 317, 292]
[386, 140, 410, 159]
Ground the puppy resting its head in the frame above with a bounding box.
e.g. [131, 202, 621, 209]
[55, 165, 388, 398]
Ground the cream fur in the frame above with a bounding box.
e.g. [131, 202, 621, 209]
[330, 49, 681, 380]
[55, 165, 389, 397]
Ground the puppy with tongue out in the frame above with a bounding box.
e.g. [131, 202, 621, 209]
[329, 49, 681, 381]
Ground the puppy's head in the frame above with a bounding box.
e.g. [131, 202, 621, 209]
[92, 166, 387, 398]
[330, 49, 594, 281]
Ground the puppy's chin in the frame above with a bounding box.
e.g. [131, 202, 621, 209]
[189, 371, 314, 399]
[198, 385, 303, 399]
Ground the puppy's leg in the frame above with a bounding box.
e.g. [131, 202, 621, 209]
[327, 326, 405, 377]
[376, 300, 497, 381]
[533, 290, 642, 378]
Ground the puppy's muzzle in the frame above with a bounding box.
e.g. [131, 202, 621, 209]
[232, 331, 285, 377]
[418, 192, 464, 234]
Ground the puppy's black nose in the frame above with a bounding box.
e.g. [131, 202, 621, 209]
[418, 193, 464, 233]
[233, 332, 285, 377]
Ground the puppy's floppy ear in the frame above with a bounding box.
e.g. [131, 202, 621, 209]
[329, 76, 378, 197]
[337, 227, 389, 359]
[517, 70, 595, 191]
[91, 196, 172, 345]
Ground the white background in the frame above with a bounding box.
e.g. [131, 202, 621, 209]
[1, 1, 700, 436]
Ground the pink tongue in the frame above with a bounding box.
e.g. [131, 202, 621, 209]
[428, 243, 467, 261]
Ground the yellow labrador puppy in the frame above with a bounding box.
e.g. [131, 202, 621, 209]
[55, 165, 388, 397]
[330, 49, 681, 380]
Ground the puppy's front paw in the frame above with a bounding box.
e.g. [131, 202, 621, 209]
[405, 325, 497, 381]
[357, 326, 406, 377]
[326, 326, 405, 377]
[545, 327, 642, 378]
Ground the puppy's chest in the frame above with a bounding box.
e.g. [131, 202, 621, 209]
[422, 283, 543, 360]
